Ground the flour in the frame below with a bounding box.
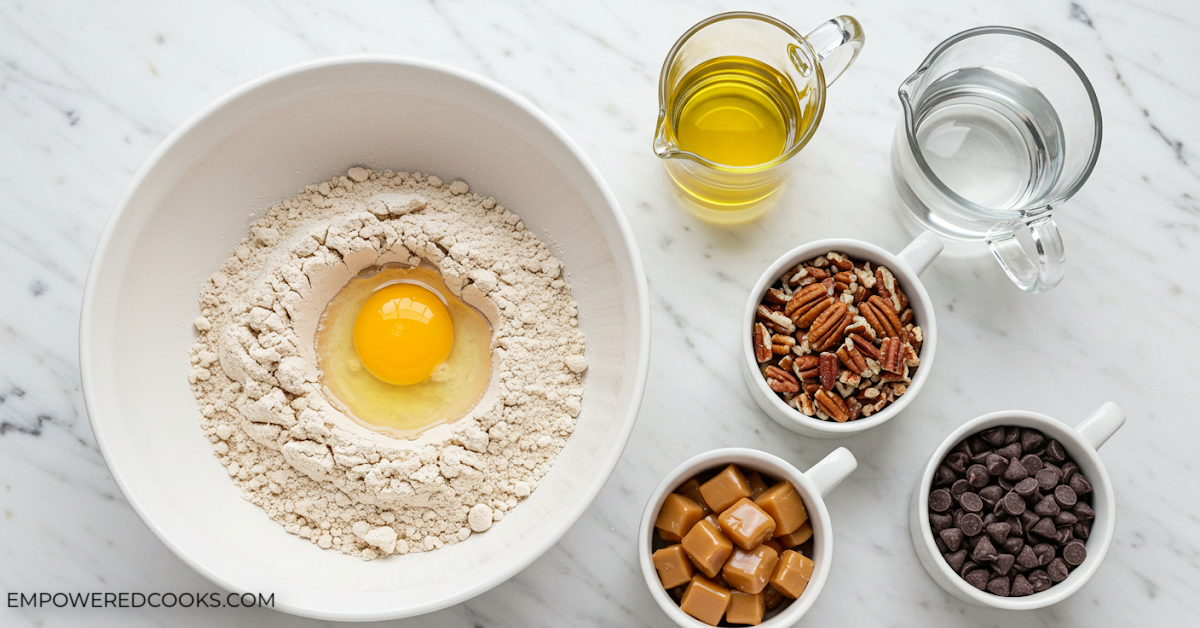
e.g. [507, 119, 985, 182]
[187, 168, 586, 560]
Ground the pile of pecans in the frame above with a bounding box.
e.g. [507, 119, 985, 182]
[752, 251, 924, 422]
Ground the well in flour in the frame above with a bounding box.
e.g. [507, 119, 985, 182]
[188, 168, 586, 560]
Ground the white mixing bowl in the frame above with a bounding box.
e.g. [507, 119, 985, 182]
[80, 56, 649, 621]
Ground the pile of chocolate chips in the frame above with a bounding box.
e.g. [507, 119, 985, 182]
[927, 426, 1095, 597]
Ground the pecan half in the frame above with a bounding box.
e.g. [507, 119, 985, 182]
[784, 284, 827, 317]
[764, 287, 789, 305]
[836, 341, 868, 374]
[791, 296, 834, 328]
[818, 352, 838, 391]
[826, 252, 854, 271]
[814, 389, 850, 422]
[845, 396, 862, 421]
[765, 365, 800, 393]
[880, 337, 903, 374]
[757, 304, 796, 334]
[808, 301, 850, 352]
[771, 333, 796, 355]
[849, 333, 881, 361]
[753, 323, 772, 363]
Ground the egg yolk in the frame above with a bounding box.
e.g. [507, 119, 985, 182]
[353, 283, 454, 385]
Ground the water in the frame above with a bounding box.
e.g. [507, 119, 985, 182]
[911, 66, 1064, 211]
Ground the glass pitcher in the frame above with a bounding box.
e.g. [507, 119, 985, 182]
[891, 26, 1102, 293]
[654, 12, 865, 224]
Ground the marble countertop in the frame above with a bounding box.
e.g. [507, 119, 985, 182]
[2, 0, 1197, 626]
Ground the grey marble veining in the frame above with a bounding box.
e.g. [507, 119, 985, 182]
[2, 0, 1199, 626]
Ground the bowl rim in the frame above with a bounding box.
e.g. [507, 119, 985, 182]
[78, 54, 651, 621]
[741, 237, 938, 435]
[912, 410, 1116, 609]
[637, 448, 835, 628]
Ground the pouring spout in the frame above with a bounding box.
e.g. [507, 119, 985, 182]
[653, 115, 679, 159]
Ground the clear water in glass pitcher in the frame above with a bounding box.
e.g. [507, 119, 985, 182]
[913, 66, 1064, 225]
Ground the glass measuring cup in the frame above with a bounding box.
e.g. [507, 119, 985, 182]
[654, 12, 865, 224]
[891, 27, 1102, 293]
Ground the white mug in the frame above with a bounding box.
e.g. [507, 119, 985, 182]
[639, 447, 857, 627]
[742, 232, 943, 438]
[910, 402, 1124, 609]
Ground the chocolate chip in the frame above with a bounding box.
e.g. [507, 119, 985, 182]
[966, 465, 990, 488]
[1031, 517, 1059, 539]
[930, 488, 952, 512]
[945, 548, 968, 572]
[1020, 454, 1043, 473]
[1004, 426, 1021, 445]
[1016, 545, 1039, 569]
[972, 536, 998, 563]
[985, 454, 1007, 476]
[934, 465, 957, 486]
[1011, 573, 1034, 597]
[987, 575, 1011, 597]
[979, 485, 1003, 508]
[997, 477, 1015, 491]
[1002, 491, 1026, 516]
[1029, 569, 1052, 592]
[1045, 440, 1066, 463]
[964, 569, 989, 591]
[946, 452, 969, 474]
[960, 492, 983, 513]
[992, 552, 1015, 576]
[959, 513, 984, 537]
[1002, 536, 1025, 555]
[940, 527, 964, 552]
[986, 522, 1011, 544]
[1061, 462, 1078, 485]
[1014, 477, 1039, 496]
[960, 559, 979, 581]
[1034, 495, 1060, 517]
[996, 443, 1022, 460]
[1003, 457, 1028, 482]
[1019, 510, 1041, 529]
[929, 512, 953, 534]
[1006, 516, 1024, 538]
[1047, 558, 1069, 583]
[1020, 429, 1044, 453]
[1055, 511, 1079, 526]
[1054, 484, 1078, 508]
[982, 512, 998, 526]
[1073, 501, 1095, 521]
[1073, 521, 1091, 540]
[1069, 473, 1092, 496]
[982, 426, 1007, 447]
[1063, 540, 1087, 566]
[1057, 526, 1074, 545]
[950, 479, 971, 499]
[1035, 468, 1060, 491]
[1033, 543, 1056, 566]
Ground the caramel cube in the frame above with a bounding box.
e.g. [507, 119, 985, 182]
[679, 575, 731, 626]
[656, 493, 707, 542]
[681, 519, 734, 578]
[754, 481, 809, 536]
[718, 498, 777, 551]
[726, 590, 766, 625]
[700, 464, 752, 514]
[746, 471, 769, 500]
[776, 521, 813, 549]
[677, 477, 712, 513]
[722, 544, 779, 594]
[652, 544, 696, 589]
[770, 549, 815, 599]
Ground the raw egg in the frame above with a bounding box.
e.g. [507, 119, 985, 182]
[315, 266, 492, 437]
[353, 282, 453, 386]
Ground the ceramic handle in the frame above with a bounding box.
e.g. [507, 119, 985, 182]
[805, 16, 865, 87]
[805, 447, 857, 497]
[897, 231, 944, 276]
[1075, 401, 1125, 451]
[986, 215, 1066, 293]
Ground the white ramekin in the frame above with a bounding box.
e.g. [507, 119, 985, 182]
[639, 447, 857, 627]
[910, 402, 1124, 609]
[742, 232, 943, 437]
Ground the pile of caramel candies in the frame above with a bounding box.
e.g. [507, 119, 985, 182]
[652, 464, 813, 626]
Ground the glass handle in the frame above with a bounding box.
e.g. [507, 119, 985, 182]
[804, 15, 865, 87]
[986, 215, 1066, 293]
